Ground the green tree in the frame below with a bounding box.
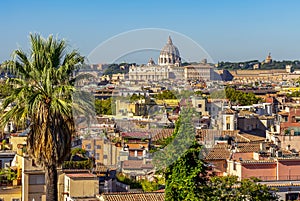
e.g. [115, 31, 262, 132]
[0, 34, 84, 201]
[0, 82, 12, 98]
[207, 176, 278, 201]
[1, 139, 6, 150]
[153, 106, 208, 200]
[140, 176, 164, 192]
[94, 98, 113, 115]
[154, 90, 177, 100]
[225, 87, 261, 106]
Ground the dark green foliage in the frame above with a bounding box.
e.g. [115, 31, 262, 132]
[217, 60, 259, 70]
[287, 91, 300, 97]
[130, 93, 145, 102]
[152, 106, 277, 200]
[207, 176, 278, 201]
[0, 82, 12, 98]
[0, 34, 85, 201]
[140, 177, 164, 192]
[70, 147, 87, 156]
[152, 106, 208, 200]
[103, 63, 133, 75]
[95, 98, 115, 115]
[225, 87, 261, 106]
[194, 91, 203, 97]
[62, 160, 93, 169]
[216, 60, 300, 70]
[0, 168, 17, 183]
[164, 141, 208, 201]
[154, 90, 177, 100]
[116, 174, 142, 189]
[63, 148, 92, 169]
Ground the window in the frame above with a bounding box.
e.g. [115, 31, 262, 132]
[226, 123, 231, 130]
[198, 104, 202, 108]
[95, 153, 100, 160]
[85, 143, 91, 149]
[103, 155, 107, 159]
[66, 179, 70, 191]
[29, 174, 45, 185]
[233, 162, 236, 171]
[31, 159, 36, 167]
[96, 145, 101, 149]
[12, 199, 20, 201]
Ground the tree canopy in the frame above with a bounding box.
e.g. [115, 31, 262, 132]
[94, 98, 114, 115]
[0, 34, 84, 201]
[154, 90, 177, 100]
[152, 105, 277, 200]
[225, 87, 261, 106]
[207, 176, 278, 201]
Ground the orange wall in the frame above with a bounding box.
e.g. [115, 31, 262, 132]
[241, 163, 277, 180]
[277, 160, 300, 180]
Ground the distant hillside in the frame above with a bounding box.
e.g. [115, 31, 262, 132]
[216, 60, 300, 70]
[103, 63, 134, 75]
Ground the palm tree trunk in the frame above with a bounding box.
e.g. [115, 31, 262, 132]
[45, 165, 58, 201]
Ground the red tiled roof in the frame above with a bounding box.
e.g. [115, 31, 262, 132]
[236, 133, 265, 142]
[66, 173, 96, 178]
[122, 160, 153, 170]
[205, 144, 231, 160]
[100, 192, 165, 201]
[223, 108, 236, 114]
[236, 142, 261, 152]
[151, 129, 174, 141]
[122, 132, 150, 139]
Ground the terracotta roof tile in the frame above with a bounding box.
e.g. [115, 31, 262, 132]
[238, 110, 256, 117]
[151, 129, 174, 141]
[122, 132, 151, 139]
[223, 108, 236, 114]
[100, 192, 165, 201]
[236, 142, 261, 152]
[66, 173, 96, 178]
[205, 144, 231, 160]
[122, 160, 153, 170]
[236, 133, 265, 142]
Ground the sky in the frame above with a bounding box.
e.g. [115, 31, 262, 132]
[1, 0, 300, 64]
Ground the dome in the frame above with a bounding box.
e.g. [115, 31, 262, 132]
[147, 58, 155, 66]
[160, 36, 180, 57]
[158, 36, 181, 66]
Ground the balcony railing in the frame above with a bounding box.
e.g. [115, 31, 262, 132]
[256, 175, 300, 181]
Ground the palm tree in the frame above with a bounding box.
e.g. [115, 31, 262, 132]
[0, 34, 84, 200]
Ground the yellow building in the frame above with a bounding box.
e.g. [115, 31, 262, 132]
[63, 173, 98, 201]
[22, 156, 47, 201]
[82, 137, 120, 166]
[155, 99, 179, 107]
[0, 186, 22, 201]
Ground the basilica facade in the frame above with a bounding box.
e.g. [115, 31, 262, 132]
[128, 36, 214, 81]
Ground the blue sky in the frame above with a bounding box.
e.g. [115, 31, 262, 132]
[1, 0, 300, 63]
